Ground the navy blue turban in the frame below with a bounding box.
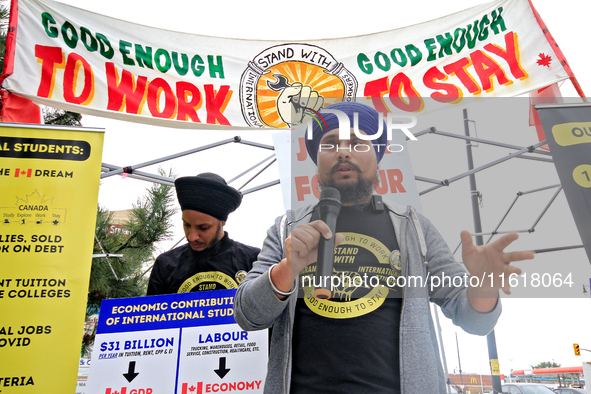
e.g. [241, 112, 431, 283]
[175, 173, 242, 221]
[304, 102, 388, 165]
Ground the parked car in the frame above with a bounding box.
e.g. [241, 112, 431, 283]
[553, 388, 586, 394]
[503, 383, 556, 394]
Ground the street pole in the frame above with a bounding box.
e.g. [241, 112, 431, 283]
[434, 304, 452, 394]
[480, 371, 484, 394]
[463, 108, 503, 394]
[456, 332, 464, 393]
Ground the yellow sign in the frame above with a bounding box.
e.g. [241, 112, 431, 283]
[552, 122, 591, 147]
[490, 359, 500, 375]
[0, 123, 104, 392]
[572, 164, 591, 188]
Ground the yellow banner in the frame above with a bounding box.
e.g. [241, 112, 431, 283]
[0, 123, 104, 392]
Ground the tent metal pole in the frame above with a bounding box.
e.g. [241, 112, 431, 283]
[533, 245, 584, 254]
[101, 138, 237, 178]
[520, 184, 561, 195]
[420, 183, 448, 195]
[431, 129, 552, 156]
[227, 154, 276, 184]
[513, 155, 554, 163]
[463, 108, 502, 394]
[484, 184, 561, 243]
[472, 230, 532, 237]
[415, 175, 444, 185]
[485, 195, 520, 244]
[238, 159, 277, 191]
[411, 127, 437, 138]
[241, 180, 281, 195]
[419, 140, 548, 195]
[93, 235, 119, 281]
[454, 229, 533, 254]
[102, 163, 175, 184]
[119, 174, 174, 186]
[236, 139, 275, 150]
[529, 186, 563, 231]
[447, 140, 548, 183]
[118, 171, 173, 184]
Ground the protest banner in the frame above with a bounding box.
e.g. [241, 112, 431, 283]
[2, 0, 571, 130]
[0, 123, 104, 392]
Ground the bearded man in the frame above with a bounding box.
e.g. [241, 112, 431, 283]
[147, 173, 260, 295]
[234, 102, 534, 394]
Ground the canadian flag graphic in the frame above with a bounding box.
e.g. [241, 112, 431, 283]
[14, 168, 32, 177]
[182, 382, 203, 393]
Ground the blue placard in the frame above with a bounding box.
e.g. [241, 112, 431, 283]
[96, 289, 237, 334]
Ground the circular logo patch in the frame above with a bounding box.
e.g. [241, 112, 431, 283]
[235, 270, 247, 284]
[239, 43, 357, 128]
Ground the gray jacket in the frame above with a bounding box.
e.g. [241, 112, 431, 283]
[234, 200, 501, 393]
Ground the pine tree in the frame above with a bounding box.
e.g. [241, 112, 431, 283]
[82, 170, 177, 356]
[42, 106, 82, 126]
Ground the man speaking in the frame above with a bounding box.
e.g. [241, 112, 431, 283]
[147, 172, 260, 295]
[234, 102, 534, 393]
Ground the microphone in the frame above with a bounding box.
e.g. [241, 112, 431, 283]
[314, 187, 341, 300]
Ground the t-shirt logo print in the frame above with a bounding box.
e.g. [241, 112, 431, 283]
[390, 250, 402, 271]
[331, 271, 371, 302]
[235, 270, 247, 284]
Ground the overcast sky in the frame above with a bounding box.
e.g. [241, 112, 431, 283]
[53, 0, 591, 378]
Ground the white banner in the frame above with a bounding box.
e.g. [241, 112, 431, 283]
[3, 0, 568, 130]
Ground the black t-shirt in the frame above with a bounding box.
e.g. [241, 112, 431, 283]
[290, 204, 403, 393]
[146, 233, 260, 295]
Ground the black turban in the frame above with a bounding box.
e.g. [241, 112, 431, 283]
[174, 173, 242, 221]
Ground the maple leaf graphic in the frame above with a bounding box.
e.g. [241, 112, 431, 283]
[189, 386, 196, 392]
[15, 190, 54, 208]
[537, 53, 552, 67]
